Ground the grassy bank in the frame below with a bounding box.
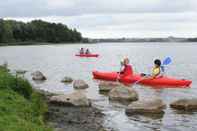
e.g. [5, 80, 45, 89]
[0, 66, 51, 131]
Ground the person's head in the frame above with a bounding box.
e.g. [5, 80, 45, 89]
[154, 59, 161, 67]
[123, 58, 130, 65]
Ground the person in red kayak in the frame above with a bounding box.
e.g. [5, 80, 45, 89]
[151, 59, 162, 77]
[141, 59, 162, 78]
[119, 58, 133, 78]
[79, 48, 84, 54]
[85, 49, 90, 54]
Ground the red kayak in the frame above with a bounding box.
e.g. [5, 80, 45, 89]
[75, 54, 99, 57]
[92, 71, 192, 88]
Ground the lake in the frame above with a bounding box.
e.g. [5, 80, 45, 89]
[0, 42, 197, 131]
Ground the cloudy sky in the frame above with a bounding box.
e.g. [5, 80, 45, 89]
[1, 0, 197, 38]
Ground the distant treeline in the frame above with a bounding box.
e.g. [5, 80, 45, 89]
[187, 38, 197, 42]
[0, 19, 83, 45]
[88, 37, 197, 43]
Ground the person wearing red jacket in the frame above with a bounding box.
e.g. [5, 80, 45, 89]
[119, 58, 133, 77]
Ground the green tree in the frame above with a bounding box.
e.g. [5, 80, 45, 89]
[0, 19, 83, 44]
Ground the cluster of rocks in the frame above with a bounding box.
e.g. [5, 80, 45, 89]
[22, 69, 197, 125]
[7, 68, 197, 130]
[31, 72, 105, 131]
[98, 82, 165, 116]
[46, 89, 105, 131]
[14, 70, 197, 116]
[30, 70, 93, 107]
[31, 71, 89, 88]
[97, 81, 197, 117]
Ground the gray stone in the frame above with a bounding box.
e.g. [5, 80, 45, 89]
[61, 76, 73, 83]
[126, 98, 166, 115]
[73, 80, 89, 89]
[170, 99, 197, 111]
[31, 71, 46, 81]
[49, 91, 91, 107]
[99, 82, 121, 92]
[109, 86, 138, 102]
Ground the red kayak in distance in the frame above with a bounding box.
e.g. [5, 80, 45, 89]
[75, 54, 99, 57]
[92, 71, 192, 88]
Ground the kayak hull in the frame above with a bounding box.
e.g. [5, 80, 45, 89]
[92, 71, 192, 88]
[75, 54, 99, 57]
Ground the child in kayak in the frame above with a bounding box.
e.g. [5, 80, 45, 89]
[151, 59, 162, 77]
[79, 48, 84, 54]
[119, 58, 133, 77]
[141, 59, 162, 78]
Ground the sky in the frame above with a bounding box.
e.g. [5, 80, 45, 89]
[1, 0, 197, 38]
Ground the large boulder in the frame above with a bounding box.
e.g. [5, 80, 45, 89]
[73, 80, 89, 89]
[99, 81, 121, 92]
[61, 76, 73, 83]
[109, 86, 138, 102]
[170, 99, 197, 111]
[125, 98, 166, 115]
[31, 71, 46, 81]
[49, 91, 91, 107]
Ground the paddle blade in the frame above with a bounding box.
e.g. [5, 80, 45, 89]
[162, 57, 172, 65]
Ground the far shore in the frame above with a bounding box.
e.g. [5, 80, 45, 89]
[0, 38, 197, 46]
[0, 39, 197, 47]
[0, 41, 98, 47]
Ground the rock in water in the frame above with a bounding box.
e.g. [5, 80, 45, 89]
[125, 98, 166, 115]
[31, 71, 46, 81]
[49, 91, 91, 107]
[16, 70, 27, 74]
[99, 81, 121, 92]
[73, 80, 89, 89]
[61, 76, 73, 83]
[170, 99, 197, 111]
[109, 86, 138, 102]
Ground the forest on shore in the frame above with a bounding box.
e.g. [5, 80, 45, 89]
[0, 19, 83, 45]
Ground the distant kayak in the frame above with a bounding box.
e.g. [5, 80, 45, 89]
[92, 71, 192, 88]
[75, 54, 99, 57]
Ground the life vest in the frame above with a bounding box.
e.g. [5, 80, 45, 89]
[152, 67, 161, 77]
[121, 65, 133, 77]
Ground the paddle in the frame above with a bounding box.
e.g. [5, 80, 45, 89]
[161, 57, 172, 73]
[132, 57, 172, 85]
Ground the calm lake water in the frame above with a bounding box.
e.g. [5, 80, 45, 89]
[0, 42, 197, 131]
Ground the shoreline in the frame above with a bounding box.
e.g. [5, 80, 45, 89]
[0, 66, 107, 131]
[36, 88, 107, 131]
[0, 42, 98, 47]
[0, 41, 197, 47]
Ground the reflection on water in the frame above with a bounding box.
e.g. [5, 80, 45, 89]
[0, 42, 197, 131]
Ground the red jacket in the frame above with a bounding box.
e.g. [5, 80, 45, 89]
[120, 65, 133, 77]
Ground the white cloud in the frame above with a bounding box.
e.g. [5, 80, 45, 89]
[1, 0, 197, 17]
[2, 0, 197, 38]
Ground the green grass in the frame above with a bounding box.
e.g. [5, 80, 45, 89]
[0, 66, 52, 131]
